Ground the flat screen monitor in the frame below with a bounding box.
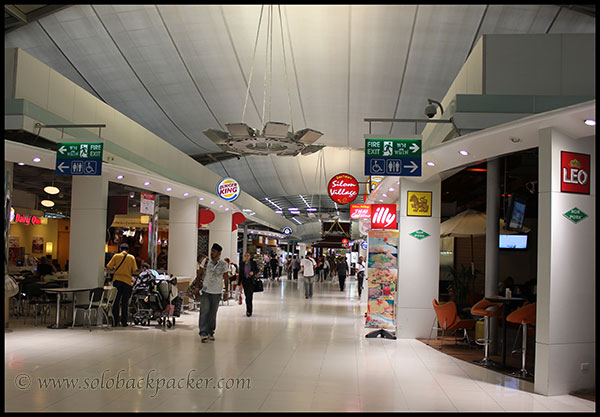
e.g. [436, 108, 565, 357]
[505, 195, 527, 232]
[499, 234, 528, 249]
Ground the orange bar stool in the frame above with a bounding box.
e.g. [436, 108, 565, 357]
[470, 297, 503, 366]
[507, 302, 536, 378]
[431, 299, 476, 350]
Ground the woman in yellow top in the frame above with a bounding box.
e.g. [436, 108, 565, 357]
[107, 243, 138, 327]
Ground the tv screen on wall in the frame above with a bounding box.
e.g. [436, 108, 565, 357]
[499, 234, 528, 249]
[504, 194, 527, 232]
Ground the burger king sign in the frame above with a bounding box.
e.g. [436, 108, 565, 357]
[328, 173, 359, 205]
[217, 178, 240, 201]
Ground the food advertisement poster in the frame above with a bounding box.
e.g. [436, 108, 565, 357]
[366, 229, 398, 329]
[32, 237, 44, 253]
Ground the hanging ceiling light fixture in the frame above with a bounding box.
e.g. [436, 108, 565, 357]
[203, 5, 324, 157]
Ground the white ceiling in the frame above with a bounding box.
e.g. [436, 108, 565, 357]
[4, 4, 596, 222]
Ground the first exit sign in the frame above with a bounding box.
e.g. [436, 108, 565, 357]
[561, 151, 590, 194]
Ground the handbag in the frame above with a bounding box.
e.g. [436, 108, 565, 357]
[253, 278, 264, 293]
[5, 274, 20, 297]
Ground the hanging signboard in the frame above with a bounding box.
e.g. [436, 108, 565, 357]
[364, 135, 422, 176]
[371, 204, 397, 229]
[406, 191, 432, 217]
[140, 192, 155, 215]
[350, 204, 371, 219]
[560, 151, 590, 194]
[217, 177, 241, 201]
[328, 173, 359, 204]
[366, 229, 398, 329]
[55, 142, 103, 176]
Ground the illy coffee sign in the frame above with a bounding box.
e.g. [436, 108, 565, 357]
[371, 204, 397, 229]
[328, 173, 359, 204]
[561, 151, 590, 194]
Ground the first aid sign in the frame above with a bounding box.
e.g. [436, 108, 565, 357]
[561, 151, 590, 195]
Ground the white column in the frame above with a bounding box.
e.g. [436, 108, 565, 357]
[68, 174, 109, 289]
[167, 196, 198, 280]
[485, 158, 501, 353]
[209, 210, 235, 262]
[395, 178, 441, 338]
[298, 243, 307, 258]
[535, 127, 595, 395]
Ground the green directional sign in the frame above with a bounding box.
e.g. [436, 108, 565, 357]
[57, 142, 103, 159]
[563, 207, 588, 224]
[409, 229, 430, 240]
[365, 138, 422, 158]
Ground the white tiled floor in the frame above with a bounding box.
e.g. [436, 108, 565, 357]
[5, 277, 596, 412]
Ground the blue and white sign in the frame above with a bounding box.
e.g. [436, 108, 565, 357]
[56, 159, 102, 176]
[282, 226, 293, 235]
[55, 142, 103, 176]
[361, 240, 368, 250]
[364, 135, 422, 177]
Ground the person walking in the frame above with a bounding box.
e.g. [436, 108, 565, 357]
[269, 253, 280, 281]
[285, 256, 293, 280]
[198, 243, 229, 343]
[321, 256, 329, 282]
[337, 257, 349, 292]
[356, 256, 366, 298]
[238, 252, 259, 317]
[300, 251, 317, 299]
[106, 243, 138, 327]
[292, 256, 300, 281]
[314, 256, 323, 282]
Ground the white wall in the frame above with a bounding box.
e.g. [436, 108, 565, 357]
[535, 127, 595, 395]
[395, 178, 441, 338]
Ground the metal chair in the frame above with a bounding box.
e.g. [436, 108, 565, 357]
[72, 287, 105, 331]
[507, 302, 536, 378]
[470, 297, 503, 366]
[99, 287, 118, 327]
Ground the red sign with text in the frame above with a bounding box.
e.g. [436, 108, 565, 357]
[371, 204, 397, 229]
[328, 173, 359, 205]
[350, 204, 371, 219]
[561, 151, 590, 194]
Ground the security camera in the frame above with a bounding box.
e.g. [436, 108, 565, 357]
[424, 103, 437, 118]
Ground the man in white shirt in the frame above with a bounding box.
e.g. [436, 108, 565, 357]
[198, 243, 229, 343]
[300, 251, 317, 299]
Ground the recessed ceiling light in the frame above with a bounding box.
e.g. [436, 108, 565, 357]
[225, 207, 230, 211]
[166, 187, 172, 192]
[459, 150, 469, 156]
[130, 193, 135, 198]
[219, 204, 223, 208]
[210, 201, 215, 205]
[584, 119, 595, 126]
[379, 199, 384, 202]
[388, 187, 394, 192]
[144, 181, 151, 186]
[510, 137, 521, 143]
[133, 204, 137, 207]
[426, 161, 436, 167]
[41, 200, 55, 207]
[199, 197, 204, 200]
[116, 175, 124, 180]
[183, 192, 189, 197]
[17, 162, 25, 166]
[44, 186, 60, 195]
[382, 193, 387, 198]
[33, 157, 41, 163]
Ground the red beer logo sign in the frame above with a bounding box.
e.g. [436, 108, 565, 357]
[328, 173, 359, 205]
[371, 204, 397, 229]
[561, 151, 590, 194]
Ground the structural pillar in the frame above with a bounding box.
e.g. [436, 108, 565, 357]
[535, 127, 595, 395]
[68, 174, 109, 300]
[242, 224, 248, 257]
[5, 162, 14, 328]
[395, 177, 441, 338]
[485, 157, 500, 353]
[209, 210, 235, 263]
[168, 196, 198, 280]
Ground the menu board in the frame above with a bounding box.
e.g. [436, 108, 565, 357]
[365, 229, 398, 329]
[140, 192, 155, 215]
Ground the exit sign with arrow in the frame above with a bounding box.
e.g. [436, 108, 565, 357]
[55, 142, 103, 176]
[364, 135, 422, 177]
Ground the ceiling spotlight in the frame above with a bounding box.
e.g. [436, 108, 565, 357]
[144, 181, 151, 186]
[210, 201, 215, 205]
[33, 157, 41, 163]
[388, 188, 394, 192]
[426, 161, 436, 167]
[584, 119, 595, 126]
[116, 175, 124, 180]
[225, 207, 230, 211]
[41, 200, 55, 207]
[130, 193, 135, 198]
[199, 197, 204, 200]
[379, 199, 384, 203]
[459, 150, 469, 156]
[510, 137, 521, 143]
[219, 204, 223, 208]
[18, 162, 25, 166]
[166, 187, 172, 192]
[44, 186, 60, 195]
[183, 192, 189, 197]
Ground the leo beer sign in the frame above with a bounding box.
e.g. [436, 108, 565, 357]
[561, 151, 590, 194]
